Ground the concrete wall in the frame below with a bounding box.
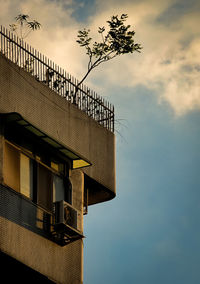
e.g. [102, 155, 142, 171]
[0, 126, 84, 283]
[70, 170, 84, 232]
[0, 117, 3, 184]
[0, 53, 116, 283]
[0, 54, 116, 204]
[0, 216, 83, 284]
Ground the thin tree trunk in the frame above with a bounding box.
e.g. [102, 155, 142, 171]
[73, 67, 93, 104]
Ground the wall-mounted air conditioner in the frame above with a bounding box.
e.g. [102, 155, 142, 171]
[54, 200, 82, 235]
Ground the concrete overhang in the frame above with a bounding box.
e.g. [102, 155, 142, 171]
[0, 54, 116, 206]
[0, 112, 92, 170]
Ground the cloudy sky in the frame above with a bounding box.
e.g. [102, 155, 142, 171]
[1, 0, 200, 283]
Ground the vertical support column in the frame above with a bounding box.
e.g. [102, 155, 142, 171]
[70, 169, 84, 284]
[70, 169, 84, 230]
[0, 117, 4, 184]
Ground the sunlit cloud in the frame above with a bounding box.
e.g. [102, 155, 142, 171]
[89, 0, 200, 115]
[0, 0, 200, 115]
[0, 0, 85, 76]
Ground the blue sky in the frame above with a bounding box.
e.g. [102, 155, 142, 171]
[1, 0, 200, 283]
[84, 89, 200, 284]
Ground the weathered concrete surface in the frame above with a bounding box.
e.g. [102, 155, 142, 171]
[0, 118, 3, 184]
[70, 170, 84, 212]
[70, 169, 84, 232]
[0, 54, 116, 204]
[0, 164, 84, 283]
[0, 53, 116, 283]
[0, 216, 83, 284]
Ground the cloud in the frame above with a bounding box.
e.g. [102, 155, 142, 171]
[0, 0, 86, 76]
[0, 0, 200, 115]
[86, 0, 200, 116]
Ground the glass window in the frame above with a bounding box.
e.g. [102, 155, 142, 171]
[53, 175, 65, 202]
[37, 163, 53, 211]
[4, 141, 20, 192]
[65, 177, 72, 204]
[20, 153, 33, 199]
[4, 140, 69, 212]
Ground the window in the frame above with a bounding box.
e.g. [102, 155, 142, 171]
[4, 141, 20, 192]
[37, 163, 53, 211]
[53, 175, 72, 204]
[53, 175, 65, 202]
[20, 153, 33, 199]
[4, 141, 34, 199]
[3, 140, 71, 212]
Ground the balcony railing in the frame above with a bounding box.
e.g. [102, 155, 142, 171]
[0, 26, 114, 132]
[0, 184, 82, 246]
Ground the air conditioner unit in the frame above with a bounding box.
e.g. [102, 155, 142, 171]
[54, 200, 82, 235]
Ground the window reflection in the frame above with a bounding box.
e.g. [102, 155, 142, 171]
[53, 175, 65, 202]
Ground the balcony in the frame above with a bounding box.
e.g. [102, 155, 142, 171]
[0, 26, 114, 132]
[0, 184, 83, 246]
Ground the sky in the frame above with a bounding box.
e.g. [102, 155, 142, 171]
[1, 0, 200, 283]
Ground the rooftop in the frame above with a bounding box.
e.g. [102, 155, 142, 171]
[0, 25, 114, 132]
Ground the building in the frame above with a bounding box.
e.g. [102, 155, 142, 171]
[0, 26, 115, 283]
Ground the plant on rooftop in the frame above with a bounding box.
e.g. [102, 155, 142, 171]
[9, 14, 41, 70]
[9, 14, 41, 40]
[75, 14, 142, 99]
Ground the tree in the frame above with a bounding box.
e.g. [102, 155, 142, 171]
[9, 14, 41, 40]
[76, 14, 142, 93]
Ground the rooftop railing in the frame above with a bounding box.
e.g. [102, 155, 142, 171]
[0, 26, 114, 132]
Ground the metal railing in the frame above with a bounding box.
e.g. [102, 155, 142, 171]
[0, 26, 114, 132]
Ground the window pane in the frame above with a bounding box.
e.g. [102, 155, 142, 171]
[20, 153, 33, 199]
[4, 142, 20, 192]
[65, 177, 72, 204]
[53, 175, 65, 202]
[37, 164, 52, 211]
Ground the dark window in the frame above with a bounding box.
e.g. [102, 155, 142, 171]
[65, 176, 72, 204]
[3, 140, 71, 212]
[37, 163, 53, 211]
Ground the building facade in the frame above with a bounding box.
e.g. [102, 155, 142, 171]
[0, 27, 115, 283]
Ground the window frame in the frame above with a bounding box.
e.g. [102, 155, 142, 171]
[3, 139, 71, 212]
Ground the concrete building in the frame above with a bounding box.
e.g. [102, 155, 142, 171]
[0, 26, 115, 283]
